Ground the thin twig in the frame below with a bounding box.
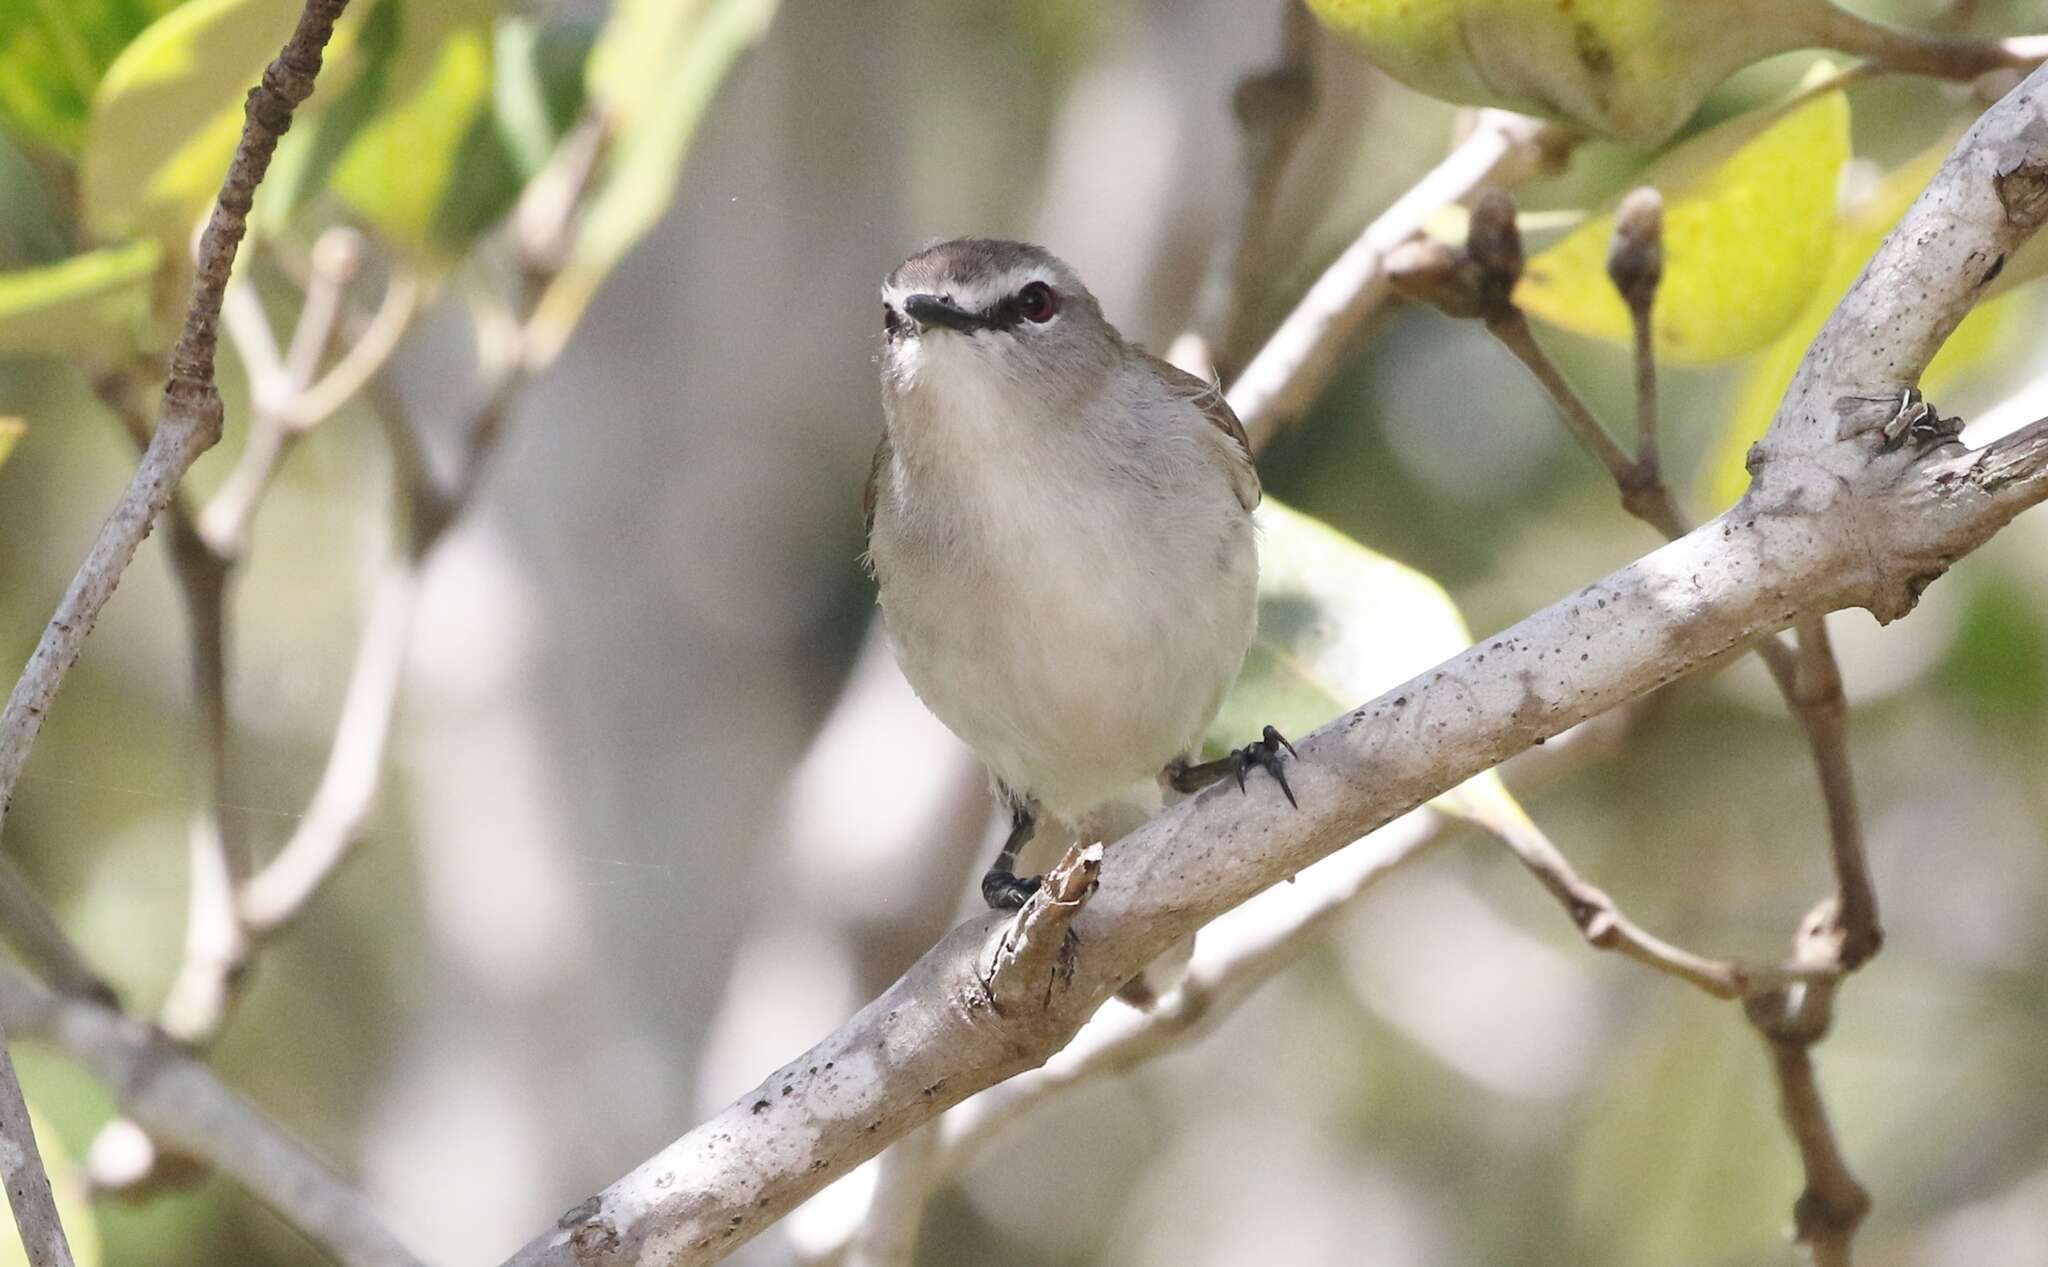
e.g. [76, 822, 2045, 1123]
[1478, 809, 1748, 998]
[0, 859, 112, 1005]
[1182, 1, 1317, 377]
[0, 0, 350, 838]
[1763, 1037, 1869, 1267]
[237, 563, 417, 933]
[202, 229, 386, 558]
[1802, 8, 2048, 81]
[0, 1021, 76, 1267]
[1790, 619, 1880, 967]
[1744, 900, 1871, 1265]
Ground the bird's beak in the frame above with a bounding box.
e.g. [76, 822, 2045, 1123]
[903, 293, 985, 334]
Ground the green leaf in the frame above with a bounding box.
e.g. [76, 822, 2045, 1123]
[1515, 77, 1849, 364]
[328, 20, 497, 254]
[1698, 138, 2023, 509]
[1945, 575, 2048, 728]
[0, 239, 160, 357]
[0, 417, 23, 470]
[1206, 497, 1530, 829]
[0, 0, 181, 154]
[0, 1102, 102, 1267]
[0, 129, 69, 267]
[527, 0, 779, 362]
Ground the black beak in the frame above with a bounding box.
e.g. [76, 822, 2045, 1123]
[903, 293, 985, 334]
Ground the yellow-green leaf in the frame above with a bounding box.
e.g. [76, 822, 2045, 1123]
[82, 0, 490, 263]
[1516, 80, 1849, 364]
[0, 240, 160, 357]
[527, 0, 779, 363]
[0, 1103, 102, 1267]
[0, 418, 23, 470]
[82, 0, 316, 249]
[0, 0, 181, 154]
[1699, 139, 2024, 509]
[1206, 497, 1529, 829]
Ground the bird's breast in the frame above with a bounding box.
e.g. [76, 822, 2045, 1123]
[870, 447, 1257, 816]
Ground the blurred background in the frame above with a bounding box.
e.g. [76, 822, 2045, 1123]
[3, 0, 2048, 1264]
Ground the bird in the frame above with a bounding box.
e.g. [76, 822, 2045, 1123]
[863, 237, 1295, 911]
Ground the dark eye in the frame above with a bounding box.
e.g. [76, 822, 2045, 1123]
[883, 305, 906, 339]
[1016, 281, 1057, 323]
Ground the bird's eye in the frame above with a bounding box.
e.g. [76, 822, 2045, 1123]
[1016, 281, 1058, 323]
[883, 305, 906, 339]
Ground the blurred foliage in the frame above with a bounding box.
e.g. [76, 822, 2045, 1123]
[0, 240, 159, 357]
[0, 417, 23, 470]
[0, 0, 180, 154]
[526, 0, 782, 359]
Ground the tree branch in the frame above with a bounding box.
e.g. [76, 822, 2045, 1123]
[499, 64, 2048, 1267]
[0, 1022, 76, 1267]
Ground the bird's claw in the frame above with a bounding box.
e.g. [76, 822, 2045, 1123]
[1232, 725, 1298, 807]
[982, 870, 1043, 911]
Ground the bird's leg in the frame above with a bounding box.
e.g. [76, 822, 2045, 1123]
[982, 798, 1043, 910]
[1164, 725, 1298, 807]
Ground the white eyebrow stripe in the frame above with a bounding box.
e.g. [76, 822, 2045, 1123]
[880, 268, 1057, 315]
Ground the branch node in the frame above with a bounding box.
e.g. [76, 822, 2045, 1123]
[979, 843, 1102, 1015]
[1385, 238, 1486, 319]
[1465, 190, 1525, 313]
[1793, 1179, 1873, 1245]
[1994, 147, 2048, 228]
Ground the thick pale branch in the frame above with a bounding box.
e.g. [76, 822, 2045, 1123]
[501, 65, 2048, 1267]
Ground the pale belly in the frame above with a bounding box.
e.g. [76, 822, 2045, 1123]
[878, 515, 1256, 820]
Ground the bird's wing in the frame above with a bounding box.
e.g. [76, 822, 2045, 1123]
[1139, 351, 1260, 512]
[863, 430, 893, 548]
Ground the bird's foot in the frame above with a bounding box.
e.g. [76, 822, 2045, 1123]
[1165, 724, 1299, 807]
[982, 868, 1043, 911]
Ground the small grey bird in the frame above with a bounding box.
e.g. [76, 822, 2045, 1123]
[864, 238, 1295, 911]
